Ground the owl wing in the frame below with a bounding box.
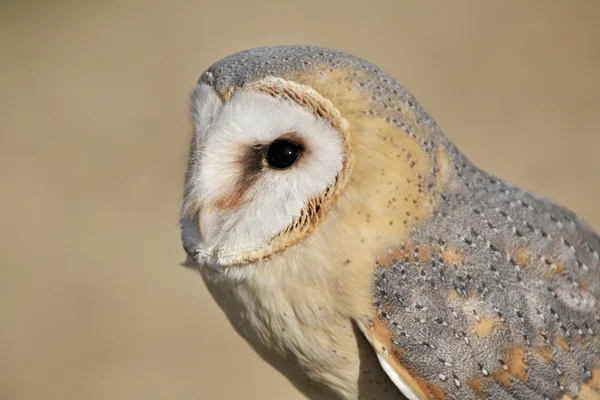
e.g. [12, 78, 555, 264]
[357, 171, 600, 400]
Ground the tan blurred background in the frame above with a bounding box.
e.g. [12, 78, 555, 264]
[1, 1, 599, 399]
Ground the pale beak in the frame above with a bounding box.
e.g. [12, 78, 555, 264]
[199, 208, 221, 244]
[180, 254, 198, 268]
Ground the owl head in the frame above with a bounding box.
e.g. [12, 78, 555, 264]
[181, 46, 449, 269]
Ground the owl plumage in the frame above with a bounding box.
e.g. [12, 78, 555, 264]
[180, 46, 600, 400]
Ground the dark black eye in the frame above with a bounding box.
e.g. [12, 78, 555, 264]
[266, 139, 303, 169]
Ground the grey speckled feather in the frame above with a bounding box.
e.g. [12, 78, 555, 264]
[374, 159, 600, 399]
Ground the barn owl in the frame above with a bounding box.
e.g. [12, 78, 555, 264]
[180, 46, 600, 400]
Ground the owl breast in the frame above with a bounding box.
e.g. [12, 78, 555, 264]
[199, 262, 403, 400]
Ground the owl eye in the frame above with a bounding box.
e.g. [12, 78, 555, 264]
[266, 139, 303, 169]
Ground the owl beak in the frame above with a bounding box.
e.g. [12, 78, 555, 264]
[199, 208, 220, 244]
[180, 254, 197, 268]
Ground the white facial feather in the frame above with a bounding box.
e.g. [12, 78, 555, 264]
[185, 82, 224, 208]
[191, 82, 224, 141]
[190, 86, 345, 264]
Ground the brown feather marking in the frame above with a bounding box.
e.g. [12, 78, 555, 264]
[466, 378, 487, 399]
[492, 347, 529, 387]
[544, 260, 566, 280]
[578, 384, 600, 400]
[367, 318, 448, 399]
[441, 248, 465, 266]
[376, 242, 435, 268]
[556, 336, 570, 352]
[375, 252, 395, 269]
[587, 369, 600, 392]
[473, 316, 508, 338]
[371, 317, 395, 353]
[466, 346, 541, 396]
[535, 346, 554, 363]
[376, 242, 464, 269]
[426, 384, 447, 400]
[509, 246, 530, 268]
